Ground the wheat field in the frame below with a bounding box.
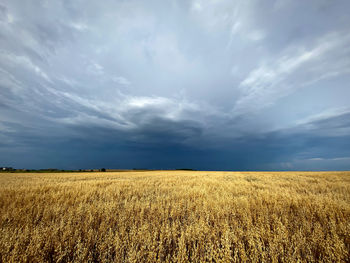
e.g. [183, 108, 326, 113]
[0, 171, 349, 262]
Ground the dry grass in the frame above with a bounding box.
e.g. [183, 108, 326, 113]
[0, 171, 349, 262]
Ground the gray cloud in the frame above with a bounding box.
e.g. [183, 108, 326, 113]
[1, 0, 350, 170]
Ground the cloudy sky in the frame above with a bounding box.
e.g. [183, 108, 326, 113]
[1, 0, 350, 170]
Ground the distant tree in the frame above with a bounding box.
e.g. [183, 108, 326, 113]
[100, 168, 106, 172]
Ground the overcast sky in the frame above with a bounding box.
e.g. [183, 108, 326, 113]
[1, 0, 350, 170]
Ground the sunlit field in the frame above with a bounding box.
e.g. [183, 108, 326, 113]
[0, 171, 349, 262]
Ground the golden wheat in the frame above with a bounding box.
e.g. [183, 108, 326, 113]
[0, 171, 349, 262]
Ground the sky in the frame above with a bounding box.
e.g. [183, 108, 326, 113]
[1, 0, 350, 170]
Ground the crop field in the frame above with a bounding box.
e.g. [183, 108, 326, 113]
[0, 171, 349, 262]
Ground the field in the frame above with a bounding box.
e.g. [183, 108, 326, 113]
[0, 171, 349, 262]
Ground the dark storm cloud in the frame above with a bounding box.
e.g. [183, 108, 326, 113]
[1, 0, 350, 170]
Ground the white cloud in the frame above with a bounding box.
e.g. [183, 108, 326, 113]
[190, 0, 237, 31]
[306, 157, 350, 162]
[69, 22, 89, 32]
[126, 96, 170, 108]
[275, 107, 350, 137]
[87, 62, 104, 76]
[0, 51, 52, 83]
[122, 95, 203, 123]
[44, 89, 205, 135]
[137, 33, 192, 73]
[0, 68, 23, 92]
[295, 107, 350, 127]
[332, 157, 350, 161]
[307, 158, 324, 161]
[233, 32, 350, 115]
[303, 156, 350, 163]
[192, 1, 203, 11]
[112, 76, 131, 86]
